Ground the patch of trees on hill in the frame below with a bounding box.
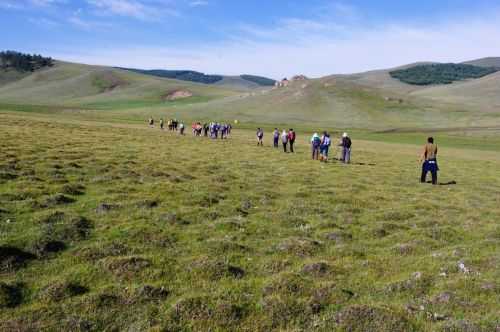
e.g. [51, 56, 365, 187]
[121, 68, 223, 84]
[0, 51, 53, 72]
[240, 74, 276, 86]
[390, 63, 498, 85]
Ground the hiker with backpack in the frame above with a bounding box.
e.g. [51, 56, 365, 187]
[320, 131, 331, 162]
[288, 129, 296, 153]
[420, 137, 439, 185]
[281, 129, 289, 153]
[340, 133, 352, 164]
[273, 128, 280, 148]
[311, 133, 321, 160]
[256, 128, 264, 146]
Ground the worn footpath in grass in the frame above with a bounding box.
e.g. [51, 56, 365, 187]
[0, 114, 499, 331]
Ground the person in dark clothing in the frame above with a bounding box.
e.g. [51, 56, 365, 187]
[273, 128, 279, 148]
[288, 129, 296, 153]
[281, 129, 288, 152]
[256, 128, 264, 146]
[420, 137, 439, 185]
[203, 123, 209, 137]
[340, 133, 352, 164]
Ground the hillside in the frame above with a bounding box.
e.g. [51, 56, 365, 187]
[0, 61, 239, 109]
[1, 57, 499, 130]
[462, 57, 500, 68]
[389, 63, 498, 85]
[410, 70, 500, 112]
[120, 68, 276, 90]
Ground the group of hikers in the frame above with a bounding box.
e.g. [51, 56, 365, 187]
[148, 117, 232, 139]
[148, 117, 440, 184]
[149, 117, 186, 134]
[192, 122, 233, 139]
[257, 128, 352, 163]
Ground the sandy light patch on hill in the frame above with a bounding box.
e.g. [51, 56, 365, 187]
[163, 89, 193, 101]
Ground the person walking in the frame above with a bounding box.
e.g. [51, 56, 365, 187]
[311, 133, 321, 160]
[273, 128, 280, 148]
[160, 118, 164, 130]
[179, 122, 185, 135]
[148, 117, 154, 128]
[420, 137, 439, 185]
[203, 123, 209, 137]
[281, 129, 289, 153]
[320, 131, 331, 162]
[288, 129, 296, 153]
[256, 128, 264, 146]
[340, 132, 352, 164]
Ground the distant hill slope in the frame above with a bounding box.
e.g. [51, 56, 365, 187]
[390, 63, 498, 85]
[119, 68, 223, 84]
[462, 57, 500, 68]
[0, 51, 54, 87]
[0, 61, 239, 109]
[120, 67, 276, 89]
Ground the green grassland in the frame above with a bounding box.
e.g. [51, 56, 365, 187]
[1, 59, 499, 331]
[1, 113, 499, 331]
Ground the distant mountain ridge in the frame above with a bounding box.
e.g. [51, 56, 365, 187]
[119, 67, 276, 88]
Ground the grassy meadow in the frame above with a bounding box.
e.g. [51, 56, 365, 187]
[1, 112, 499, 331]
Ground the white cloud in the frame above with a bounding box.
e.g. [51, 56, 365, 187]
[23, 2, 495, 78]
[85, 0, 179, 20]
[189, 1, 208, 7]
[28, 17, 60, 28]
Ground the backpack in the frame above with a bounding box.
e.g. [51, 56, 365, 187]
[344, 137, 352, 148]
[313, 136, 321, 147]
[323, 136, 331, 146]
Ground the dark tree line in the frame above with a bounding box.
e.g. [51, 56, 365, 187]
[120, 68, 223, 84]
[0, 51, 54, 72]
[240, 74, 276, 86]
[390, 63, 498, 85]
[120, 67, 277, 86]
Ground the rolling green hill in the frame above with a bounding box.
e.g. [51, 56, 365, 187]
[120, 68, 276, 90]
[462, 57, 500, 68]
[0, 57, 499, 131]
[0, 61, 239, 110]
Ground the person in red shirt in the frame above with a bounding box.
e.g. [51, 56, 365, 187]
[288, 129, 296, 153]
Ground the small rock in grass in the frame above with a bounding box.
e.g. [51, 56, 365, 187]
[103, 256, 152, 278]
[302, 262, 329, 276]
[40, 281, 88, 302]
[95, 203, 119, 214]
[44, 194, 75, 206]
[442, 319, 485, 332]
[61, 184, 85, 196]
[325, 232, 352, 244]
[458, 261, 470, 274]
[136, 199, 159, 209]
[336, 305, 415, 331]
[480, 282, 497, 292]
[432, 291, 454, 304]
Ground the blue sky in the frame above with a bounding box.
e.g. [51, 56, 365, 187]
[1, 0, 500, 78]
